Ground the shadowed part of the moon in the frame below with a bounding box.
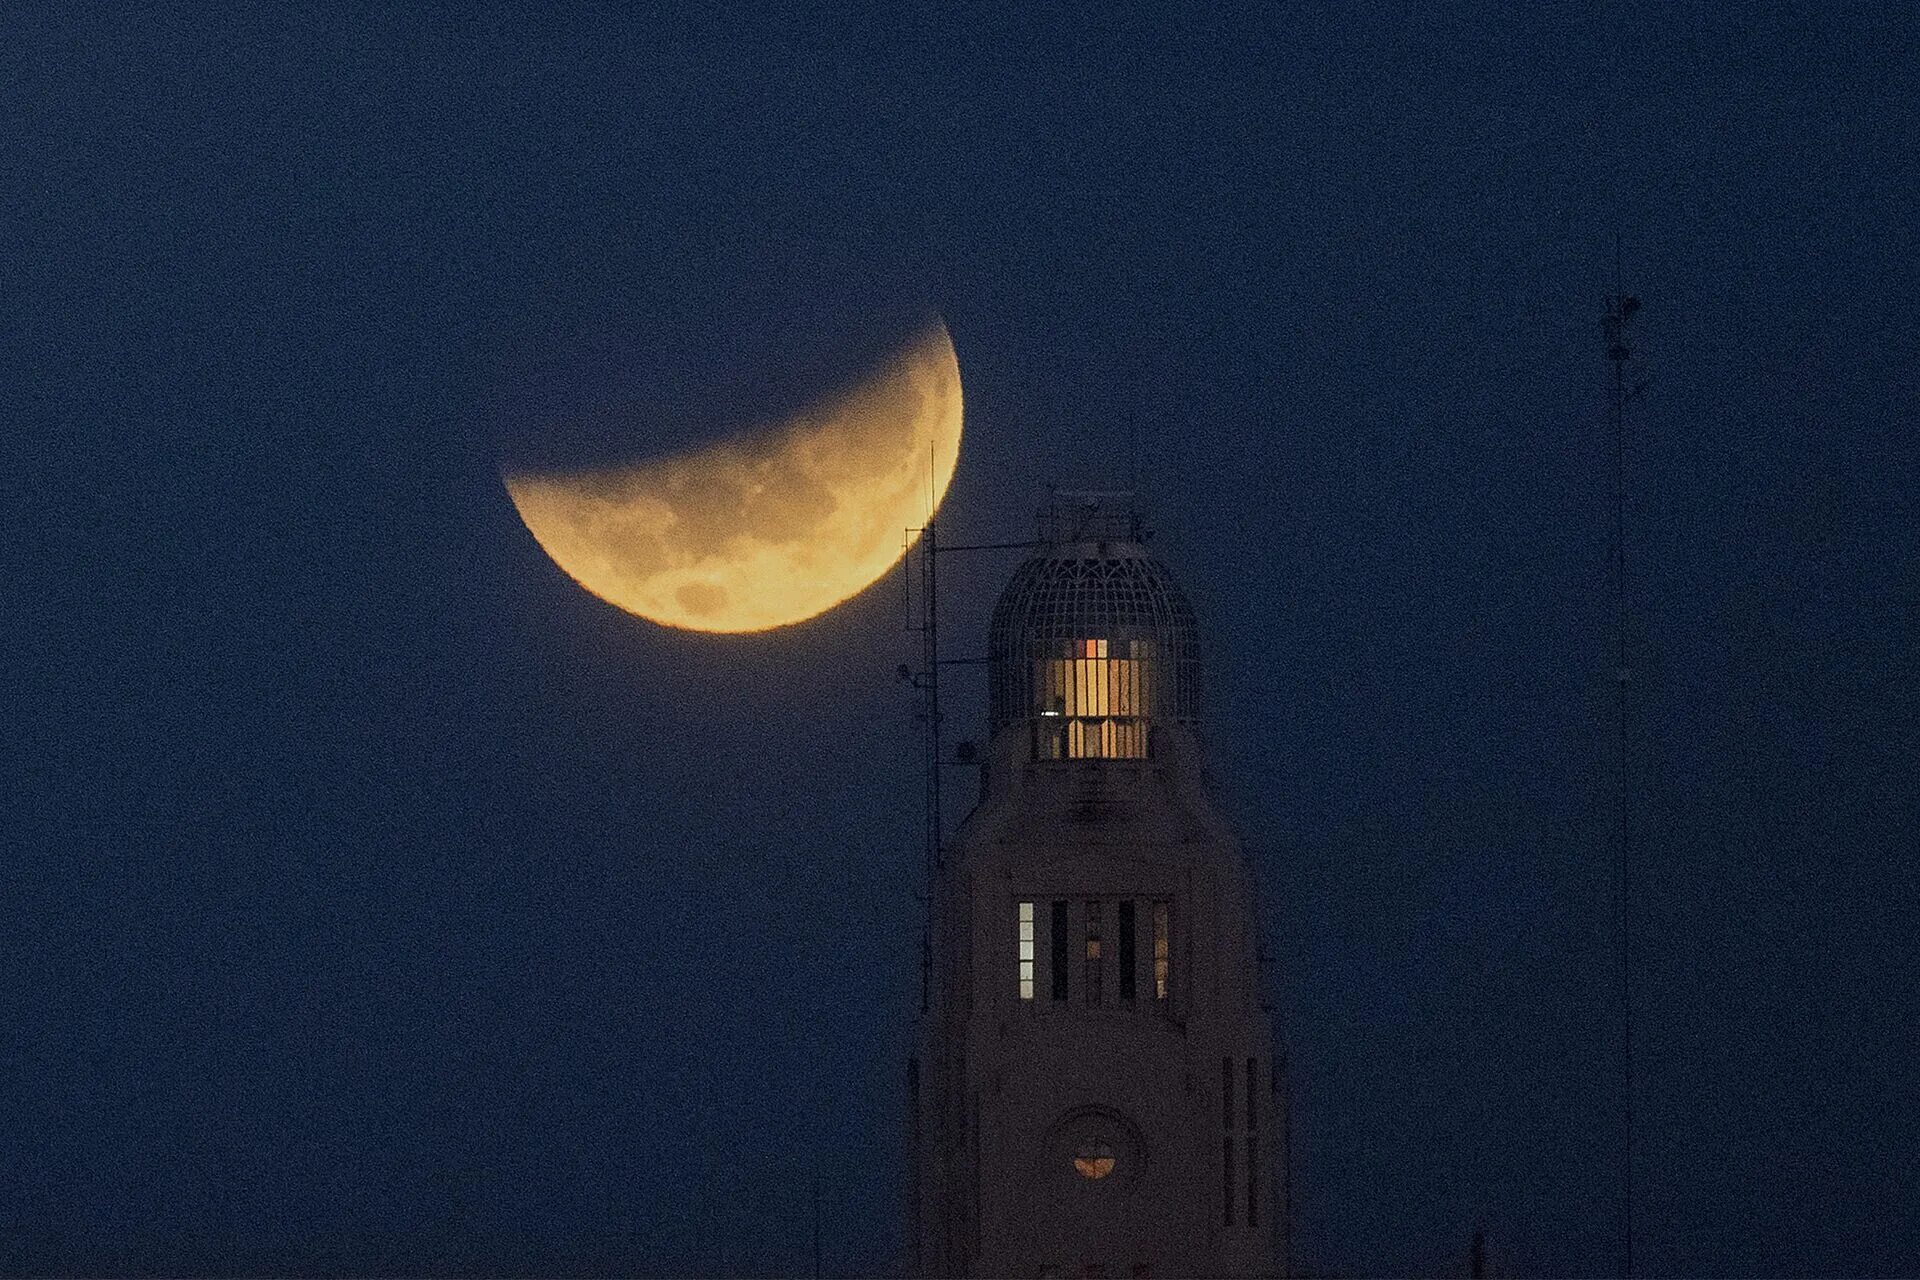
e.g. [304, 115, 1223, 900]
[660, 438, 841, 561]
[543, 356, 934, 577]
[503, 321, 962, 633]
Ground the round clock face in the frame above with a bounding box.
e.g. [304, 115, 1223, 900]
[1073, 1141, 1117, 1180]
[1047, 1108, 1143, 1192]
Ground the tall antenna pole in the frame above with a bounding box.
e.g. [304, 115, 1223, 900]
[903, 507, 1041, 1015]
[910, 438, 944, 1016]
[919, 515, 941, 1013]
[1602, 245, 1641, 1280]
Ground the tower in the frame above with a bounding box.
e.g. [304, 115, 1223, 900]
[911, 495, 1284, 1279]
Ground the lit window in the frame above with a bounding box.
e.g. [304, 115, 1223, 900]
[1152, 901, 1170, 1001]
[1032, 639, 1152, 760]
[1018, 902, 1035, 1000]
[1073, 1142, 1116, 1180]
[1085, 901, 1103, 1005]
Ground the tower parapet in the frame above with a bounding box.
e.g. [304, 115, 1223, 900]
[987, 495, 1202, 761]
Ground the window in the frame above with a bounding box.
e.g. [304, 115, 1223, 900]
[1073, 1141, 1115, 1180]
[1247, 1057, 1260, 1227]
[1118, 901, 1136, 1002]
[1017, 902, 1035, 1000]
[1051, 901, 1069, 1001]
[1152, 901, 1170, 1002]
[1222, 1057, 1235, 1226]
[1085, 901, 1103, 1005]
[1033, 638, 1153, 759]
[1223, 1133, 1235, 1227]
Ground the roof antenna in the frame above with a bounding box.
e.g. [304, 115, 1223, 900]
[1602, 231, 1645, 1280]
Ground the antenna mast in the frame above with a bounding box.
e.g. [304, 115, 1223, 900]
[901, 510, 1046, 1013]
[1602, 251, 1642, 1280]
[921, 516, 941, 1013]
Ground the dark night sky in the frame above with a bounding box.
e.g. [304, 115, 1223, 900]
[5, 4, 1917, 1276]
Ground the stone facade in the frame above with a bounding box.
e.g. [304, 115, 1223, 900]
[911, 515, 1284, 1279]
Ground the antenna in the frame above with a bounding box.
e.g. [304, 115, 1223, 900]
[914, 456, 942, 1015]
[907, 445, 946, 1016]
[899, 504, 1048, 1014]
[1602, 240, 1643, 1280]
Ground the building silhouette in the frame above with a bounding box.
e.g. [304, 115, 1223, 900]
[911, 496, 1286, 1278]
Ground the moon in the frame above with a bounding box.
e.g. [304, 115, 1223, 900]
[504, 320, 962, 633]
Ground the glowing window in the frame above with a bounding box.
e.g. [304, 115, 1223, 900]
[1032, 639, 1151, 760]
[1018, 901, 1035, 1000]
[1152, 901, 1170, 1001]
[1073, 1142, 1116, 1180]
[1084, 901, 1103, 1005]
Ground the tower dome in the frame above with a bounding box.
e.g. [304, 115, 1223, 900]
[987, 496, 1201, 758]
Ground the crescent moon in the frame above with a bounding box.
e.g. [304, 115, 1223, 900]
[504, 321, 962, 633]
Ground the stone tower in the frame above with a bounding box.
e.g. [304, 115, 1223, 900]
[910, 496, 1284, 1279]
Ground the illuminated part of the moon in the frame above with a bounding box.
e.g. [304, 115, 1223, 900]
[504, 322, 962, 633]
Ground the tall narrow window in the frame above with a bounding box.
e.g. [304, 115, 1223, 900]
[1152, 901, 1170, 1002]
[1247, 1056, 1260, 1227]
[1118, 900, 1137, 1002]
[1017, 902, 1035, 1000]
[908, 1057, 921, 1163]
[1085, 901, 1103, 1005]
[1051, 900, 1069, 1001]
[1222, 1056, 1236, 1226]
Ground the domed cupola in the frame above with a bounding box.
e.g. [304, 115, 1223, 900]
[987, 496, 1201, 759]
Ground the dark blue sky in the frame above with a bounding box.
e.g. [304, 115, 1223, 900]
[5, 4, 1916, 1276]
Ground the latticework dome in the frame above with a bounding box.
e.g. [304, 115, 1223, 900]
[987, 509, 1201, 756]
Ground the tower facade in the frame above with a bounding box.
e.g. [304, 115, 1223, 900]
[911, 498, 1284, 1279]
